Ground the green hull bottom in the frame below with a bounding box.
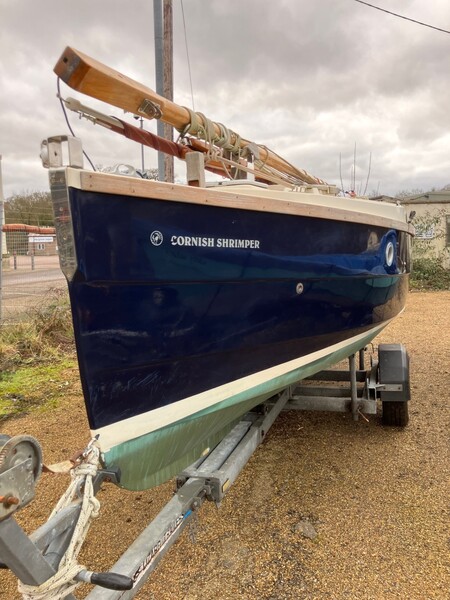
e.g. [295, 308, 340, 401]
[103, 328, 383, 490]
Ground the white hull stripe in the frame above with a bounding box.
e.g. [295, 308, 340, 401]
[93, 323, 388, 451]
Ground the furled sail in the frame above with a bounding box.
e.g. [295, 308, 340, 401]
[54, 47, 326, 186]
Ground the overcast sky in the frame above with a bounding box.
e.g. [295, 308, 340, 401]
[1, 0, 450, 198]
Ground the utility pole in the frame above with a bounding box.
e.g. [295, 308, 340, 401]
[153, 0, 174, 183]
[163, 0, 174, 183]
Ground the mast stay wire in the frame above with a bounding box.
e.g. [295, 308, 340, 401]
[180, 0, 195, 111]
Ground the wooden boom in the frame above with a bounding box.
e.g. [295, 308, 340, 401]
[54, 47, 326, 186]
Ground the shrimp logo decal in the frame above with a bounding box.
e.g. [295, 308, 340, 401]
[150, 231, 163, 246]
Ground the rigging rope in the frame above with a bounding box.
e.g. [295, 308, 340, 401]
[18, 440, 101, 600]
[177, 107, 325, 186]
[178, 109, 242, 155]
[57, 78, 96, 172]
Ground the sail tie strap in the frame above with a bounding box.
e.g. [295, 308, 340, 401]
[17, 440, 101, 600]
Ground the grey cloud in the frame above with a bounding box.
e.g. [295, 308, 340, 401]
[1, 0, 450, 197]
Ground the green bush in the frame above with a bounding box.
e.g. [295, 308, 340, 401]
[410, 257, 450, 290]
[410, 210, 450, 290]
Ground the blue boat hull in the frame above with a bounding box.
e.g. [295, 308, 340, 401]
[51, 173, 410, 489]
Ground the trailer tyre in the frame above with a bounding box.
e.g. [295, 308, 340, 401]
[382, 400, 409, 427]
[378, 344, 410, 428]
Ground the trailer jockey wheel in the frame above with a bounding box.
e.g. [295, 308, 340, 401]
[0, 435, 43, 481]
[378, 344, 410, 427]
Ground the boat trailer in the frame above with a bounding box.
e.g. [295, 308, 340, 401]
[0, 344, 410, 599]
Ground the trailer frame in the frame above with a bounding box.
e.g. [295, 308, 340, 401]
[0, 344, 410, 599]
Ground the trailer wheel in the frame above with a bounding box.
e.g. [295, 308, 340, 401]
[382, 400, 409, 427]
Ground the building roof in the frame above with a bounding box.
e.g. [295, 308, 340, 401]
[398, 191, 450, 205]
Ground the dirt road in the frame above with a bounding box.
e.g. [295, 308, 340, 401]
[1, 291, 449, 599]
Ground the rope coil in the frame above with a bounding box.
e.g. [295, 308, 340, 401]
[178, 108, 241, 155]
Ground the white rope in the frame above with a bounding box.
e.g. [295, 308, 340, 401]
[18, 439, 101, 600]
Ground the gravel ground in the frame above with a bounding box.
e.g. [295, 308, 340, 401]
[0, 290, 449, 599]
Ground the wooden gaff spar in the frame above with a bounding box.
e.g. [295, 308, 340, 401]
[54, 47, 326, 186]
[62, 97, 291, 185]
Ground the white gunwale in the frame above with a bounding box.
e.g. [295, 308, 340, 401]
[65, 168, 414, 235]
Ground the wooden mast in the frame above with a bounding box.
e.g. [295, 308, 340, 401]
[54, 47, 326, 186]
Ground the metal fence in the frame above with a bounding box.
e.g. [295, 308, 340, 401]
[0, 229, 66, 321]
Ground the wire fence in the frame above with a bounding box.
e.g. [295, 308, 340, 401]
[0, 229, 66, 321]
